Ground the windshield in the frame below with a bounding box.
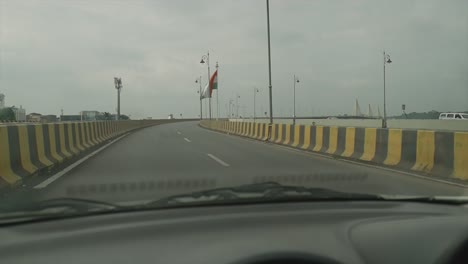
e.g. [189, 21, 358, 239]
[0, 0, 467, 219]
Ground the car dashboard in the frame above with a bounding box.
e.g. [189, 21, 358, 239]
[1, 201, 468, 264]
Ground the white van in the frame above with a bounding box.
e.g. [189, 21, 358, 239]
[439, 113, 468, 120]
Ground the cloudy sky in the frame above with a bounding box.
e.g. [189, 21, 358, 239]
[1, 0, 467, 119]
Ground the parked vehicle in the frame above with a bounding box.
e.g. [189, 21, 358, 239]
[439, 113, 468, 120]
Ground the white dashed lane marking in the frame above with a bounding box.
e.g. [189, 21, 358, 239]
[207, 153, 230, 167]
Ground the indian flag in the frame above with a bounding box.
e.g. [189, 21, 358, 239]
[201, 70, 218, 99]
[201, 83, 210, 99]
[210, 70, 218, 92]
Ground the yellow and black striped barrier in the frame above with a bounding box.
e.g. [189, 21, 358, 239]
[0, 120, 193, 188]
[200, 120, 468, 182]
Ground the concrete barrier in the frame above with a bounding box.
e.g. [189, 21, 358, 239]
[233, 118, 468, 132]
[301, 125, 312, 150]
[200, 120, 468, 182]
[282, 124, 292, 145]
[245, 122, 252, 137]
[275, 124, 284, 144]
[258, 123, 265, 140]
[291, 125, 303, 148]
[0, 119, 195, 188]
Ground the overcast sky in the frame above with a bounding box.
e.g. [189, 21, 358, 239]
[1, 0, 467, 119]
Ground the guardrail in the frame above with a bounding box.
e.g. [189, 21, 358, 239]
[200, 120, 468, 182]
[0, 119, 195, 188]
[231, 118, 468, 132]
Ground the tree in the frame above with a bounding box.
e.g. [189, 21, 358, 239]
[0, 107, 16, 121]
[391, 110, 441, 119]
[120, 114, 130, 120]
[103, 112, 112, 120]
[96, 112, 113, 120]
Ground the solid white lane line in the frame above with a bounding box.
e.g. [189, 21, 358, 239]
[177, 131, 182, 135]
[184, 138, 191, 142]
[207, 153, 230, 167]
[34, 133, 130, 189]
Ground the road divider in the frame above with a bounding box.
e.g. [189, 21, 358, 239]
[200, 120, 468, 182]
[0, 119, 196, 189]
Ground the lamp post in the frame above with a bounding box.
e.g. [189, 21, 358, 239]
[113, 77, 123, 120]
[382, 51, 392, 128]
[236, 94, 240, 118]
[200, 52, 211, 119]
[266, 0, 273, 126]
[264, 0, 275, 141]
[229, 99, 234, 119]
[293, 75, 300, 125]
[225, 103, 229, 119]
[253, 87, 259, 122]
[195, 76, 203, 120]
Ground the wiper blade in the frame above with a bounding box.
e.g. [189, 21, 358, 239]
[145, 182, 382, 207]
[144, 182, 468, 208]
[379, 195, 468, 204]
[32, 197, 119, 211]
[0, 197, 121, 224]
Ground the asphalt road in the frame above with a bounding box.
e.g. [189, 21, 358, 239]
[33, 121, 467, 203]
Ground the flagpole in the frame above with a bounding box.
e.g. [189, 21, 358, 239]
[207, 51, 211, 120]
[216, 62, 219, 120]
[200, 51, 211, 120]
[198, 76, 202, 120]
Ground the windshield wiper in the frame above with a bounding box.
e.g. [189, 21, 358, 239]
[144, 182, 468, 208]
[144, 182, 384, 208]
[0, 197, 121, 224]
[378, 195, 468, 204]
[2, 183, 466, 224]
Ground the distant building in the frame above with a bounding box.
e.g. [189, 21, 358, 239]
[60, 115, 82, 122]
[80, 111, 100, 121]
[12, 106, 26, 122]
[0, 94, 27, 121]
[41, 115, 58, 123]
[27, 113, 42, 122]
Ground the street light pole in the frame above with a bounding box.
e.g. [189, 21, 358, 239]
[195, 76, 203, 120]
[229, 99, 234, 119]
[382, 51, 392, 128]
[117, 90, 120, 120]
[253, 87, 259, 122]
[236, 94, 240, 118]
[266, 0, 274, 127]
[114, 77, 123, 120]
[293, 75, 299, 125]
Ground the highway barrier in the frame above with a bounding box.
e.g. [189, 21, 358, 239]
[0, 119, 193, 188]
[233, 118, 468, 132]
[200, 120, 468, 182]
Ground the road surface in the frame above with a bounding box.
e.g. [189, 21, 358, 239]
[31, 121, 467, 203]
